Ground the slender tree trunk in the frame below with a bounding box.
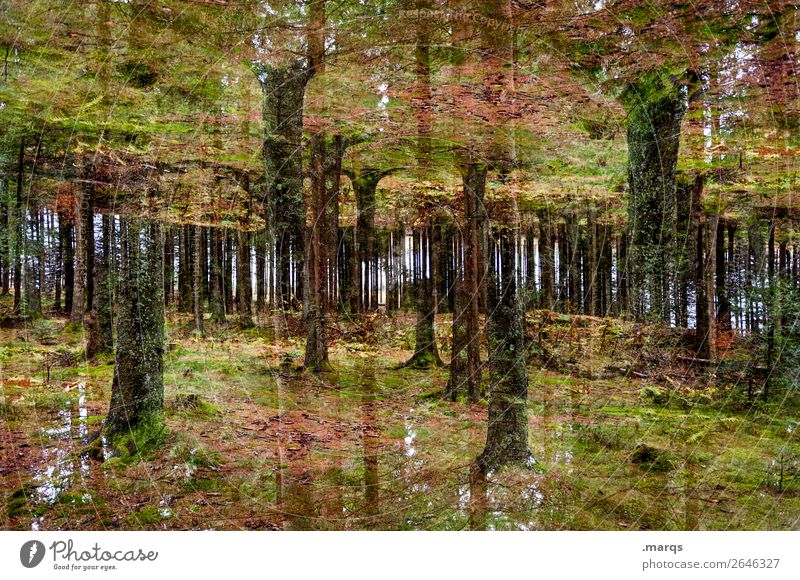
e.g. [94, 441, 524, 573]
[163, 226, 174, 306]
[84, 189, 95, 314]
[209, 228, 226, 324]
[13, 139, 24, 314]
[452, 161, 486, 402]
[538, 210, 555, 310]
[716, 220, 731, 330]
[87, 215, 114, 359]
[237, 230, 253, 328]
[255, 230, 266, 312]
[70, 189, 86, 326]
[193, 225, 205, 335]
[691, 174, 715, 361]
[446, 230, 468, 401]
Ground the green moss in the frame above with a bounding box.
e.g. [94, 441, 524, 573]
[102, 414, 168, 462]
[125, 506, 170, 527]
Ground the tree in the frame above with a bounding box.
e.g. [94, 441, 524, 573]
[103, 219, 165, 445]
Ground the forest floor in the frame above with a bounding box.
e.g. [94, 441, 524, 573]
[1, 295, 798, 530]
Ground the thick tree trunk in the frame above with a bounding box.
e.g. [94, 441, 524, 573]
[104, 220, 165, 442]
[304, 133, 331, 371]
[623, 76, 687, 321]
[351, 171, 382, 313]
[256, 60, 307, 311]
[478, 225, 531, 471]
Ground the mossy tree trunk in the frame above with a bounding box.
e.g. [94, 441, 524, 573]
[104, 219, 164, 442]
[478, 224, 531, 471]
[622, 75, 687, 321]
[255, 60, 307, 311]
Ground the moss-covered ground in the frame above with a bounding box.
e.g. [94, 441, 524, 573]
[1, 294, 798, 530]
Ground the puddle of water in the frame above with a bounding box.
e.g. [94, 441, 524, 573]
[29, 383, 92, 526]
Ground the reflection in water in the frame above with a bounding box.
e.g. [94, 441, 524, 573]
[468, 465, 488, 531]
[273, 372, 316, 530]
[360, 363, 380, 529]
[31, 384, 92, 529]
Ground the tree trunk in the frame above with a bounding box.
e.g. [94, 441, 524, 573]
[538, 210, 555, 310]
[716, 220, 731, 330]
[69, 189, 86, 326]
[104, 219, 165, 442]
[163, 226, 174, 306]
[87, 215, 114, 359]
[84, 189, 95, 314]
[237, 229, 253, 328]
[256, 59, 307, 311]
[209, 228, 226, 324]
[451, 161, 486, 402]
[304, 132, 331, 372]
[193, 225, 205, 335]
[178, 225, 192, 313]
[691, 174, 715, 361]
[478, 225, 531, 471]
[623, 75, 687, 320]
[403, 226, 443, 368]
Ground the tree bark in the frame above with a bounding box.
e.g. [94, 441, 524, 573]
[623, 75, 687, 321]
[478, 224, 531, 471]
[104, 219, 165, 442]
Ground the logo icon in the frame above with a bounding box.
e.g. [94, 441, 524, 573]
[20, 540, 46, 568]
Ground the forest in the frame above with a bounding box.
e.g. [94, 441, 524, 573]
[0, 0, 798, 531]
